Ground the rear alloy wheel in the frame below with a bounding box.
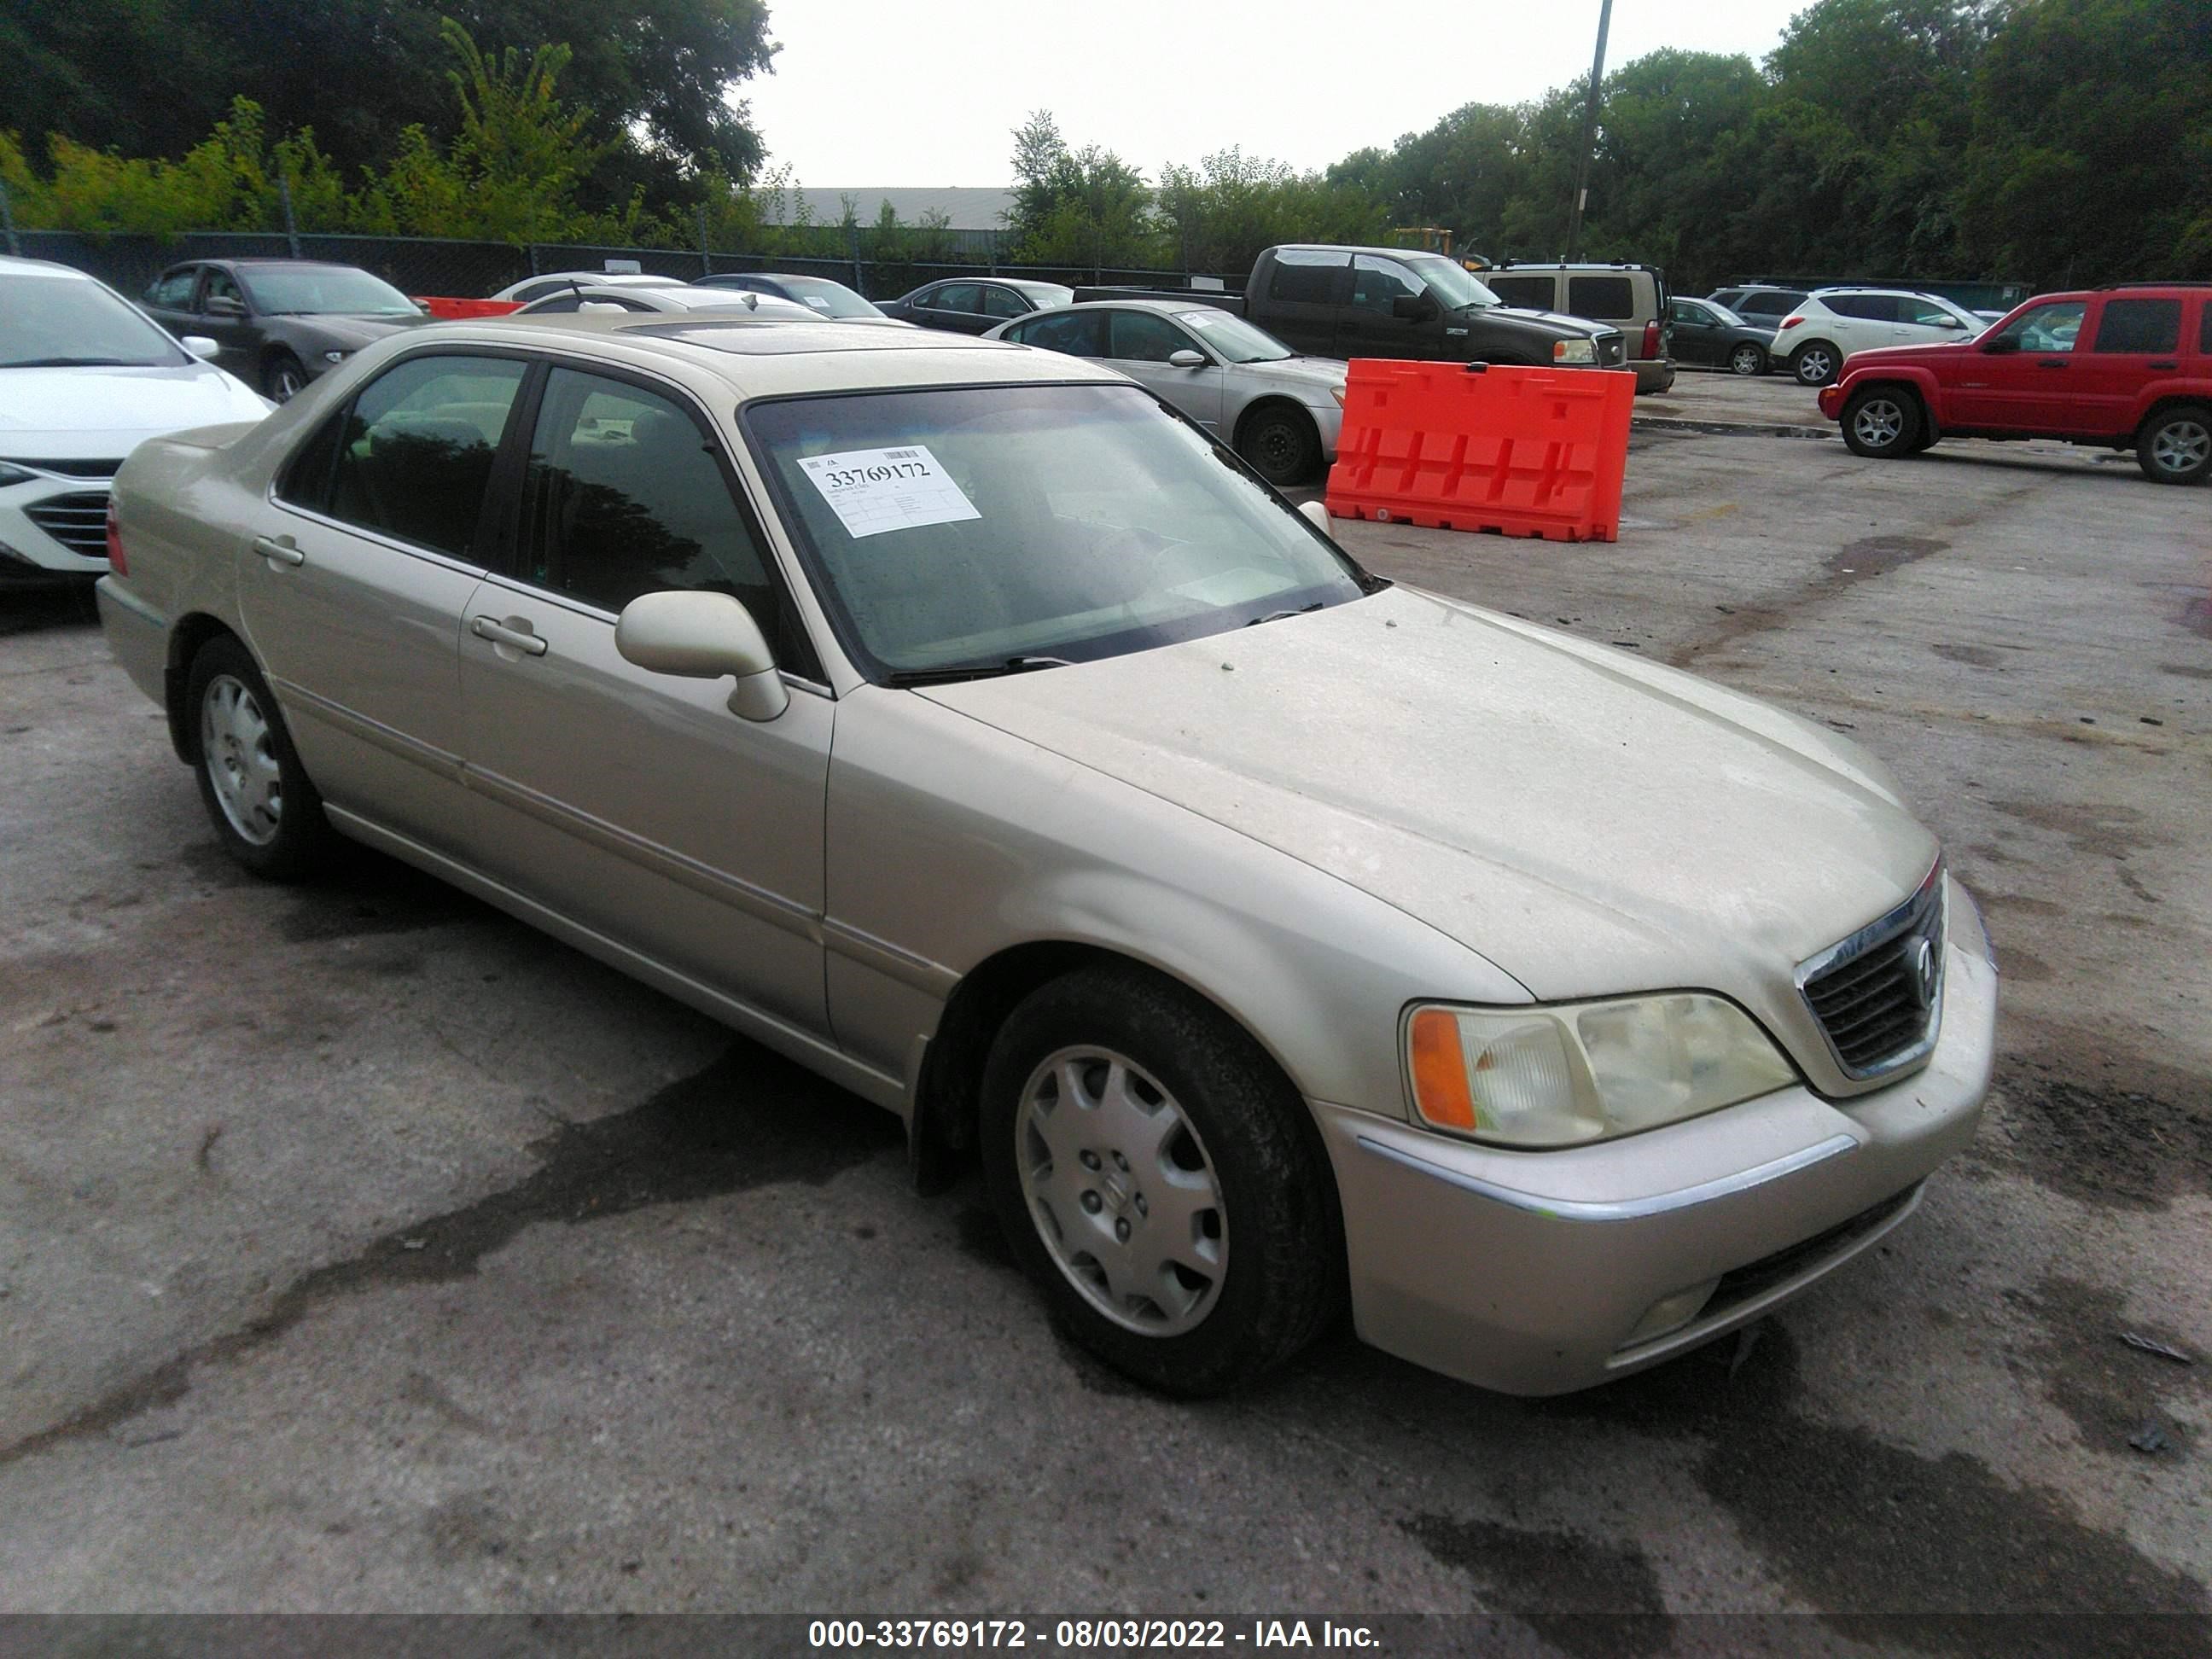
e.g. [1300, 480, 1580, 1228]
[1791, 342, 1840, 387]
[1728, 342, 1767, 376]
[1239, 405, 1321, 486]
[187, 635, 336, 879]
[264, 352, 308, 403]
[1841, 388, 1922, 459]
[980, 964, 1341, 1395]
[2137, 405, 2212, 486]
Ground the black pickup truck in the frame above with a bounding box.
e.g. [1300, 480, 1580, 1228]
[1080, 244, 1627, 371]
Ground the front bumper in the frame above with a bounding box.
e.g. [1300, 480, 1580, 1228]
[0, 474, 111, 578]
[1818, 385, 1847, 419]
[1312, 876, 1996, 1395]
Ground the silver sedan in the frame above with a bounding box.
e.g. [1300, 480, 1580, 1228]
[986, 300, 1346, 486]
[94, 314, 1993, 1397]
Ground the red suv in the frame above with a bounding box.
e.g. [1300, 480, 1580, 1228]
[1818, 284, 2212, 484]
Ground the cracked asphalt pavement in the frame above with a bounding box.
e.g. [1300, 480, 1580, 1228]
[1, 375, 2207, 1643]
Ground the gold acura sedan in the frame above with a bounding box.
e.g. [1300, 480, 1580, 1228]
[95, 314, 1996, 1395]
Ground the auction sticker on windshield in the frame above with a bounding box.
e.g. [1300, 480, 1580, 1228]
[797, 446, 981, 539]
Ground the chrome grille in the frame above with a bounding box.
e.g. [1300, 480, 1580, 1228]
[1597, 333, 1627, 367]
[1797, 867, 1945, 1080]
[25, 491, 111, 558]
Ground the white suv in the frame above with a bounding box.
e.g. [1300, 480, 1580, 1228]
[1773, 288, 1987, 386]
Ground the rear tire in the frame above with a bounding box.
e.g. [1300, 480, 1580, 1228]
[2136, 405, 2212, 485]
[1729, 342, 1767, 376]
[1238, 405, 1322, 486]
[1791, 342, 1841, 387]
[186, 634, 337, 880]
[1841, 387, 1922, 459]
[979, 964, 1342, 1396]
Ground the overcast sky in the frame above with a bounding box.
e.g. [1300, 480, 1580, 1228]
[738, 0, 1806, 187]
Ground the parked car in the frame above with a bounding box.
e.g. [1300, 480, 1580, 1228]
[986, 300, 1345, 485]
[1707, 287, 1809, 329]
[511, 285, 822, 319]
[1819, 283, 2212, 484]
[1772, 288, 1988, 387]
[879, 277, 1075, 334]
[1667, 296, 1777, 376]
[141, 259, 431, 401]
[1122, 247, 1626, 375]
[94, 313, 1994, 1399]
[1474, 262, 1674, 393]
[491, 271, 691, 306]
[693, 273, 885, 317]
[0, 256, 270, 582]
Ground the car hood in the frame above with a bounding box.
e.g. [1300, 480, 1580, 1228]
[276, 313, 432, 349]
[1237, 355, 1348, 394]
[1840, 339, 1981, 368]
[1481, 306, 1608, 340]
[0, 361, 273, 455]
[918, 584, 1936, 1003]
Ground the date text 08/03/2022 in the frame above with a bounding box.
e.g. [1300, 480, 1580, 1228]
[806, 1618, 1382, 1649]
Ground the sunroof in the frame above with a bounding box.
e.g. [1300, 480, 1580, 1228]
[625, 320, 1015, 356]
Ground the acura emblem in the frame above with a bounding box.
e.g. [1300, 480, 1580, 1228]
[1911, 936, 1938, 1010]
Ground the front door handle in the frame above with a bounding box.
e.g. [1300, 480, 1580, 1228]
[470, 615, 548, 656]
[252, 534, 305, 567]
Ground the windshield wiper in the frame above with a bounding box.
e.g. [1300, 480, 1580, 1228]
[883, 655, 1073, 686]
[1246, 602, 1324, 627]
[2, 357, 141, 369]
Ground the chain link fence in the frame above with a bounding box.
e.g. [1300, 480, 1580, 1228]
[14, 229, 1236, 305]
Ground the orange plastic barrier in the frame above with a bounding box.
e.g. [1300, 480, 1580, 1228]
[414, 297, 524, 320]
[1324, 359, 1635, 542]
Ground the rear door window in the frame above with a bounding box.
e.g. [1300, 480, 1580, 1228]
[1567, 276, 1636, 320]
[1012, 311, 1109, 357]
[1825, 294, 1897, 322]
[1267, 250, 1348, 305]
[2092, 299, 2181, 355]
[324, 354, 529, 562]
[928, 282, 981, 316]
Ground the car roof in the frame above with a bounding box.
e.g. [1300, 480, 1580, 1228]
[0, 255, 97, 281]
[426, 312, 1122, 399]
[1033, 298, 1220, 318]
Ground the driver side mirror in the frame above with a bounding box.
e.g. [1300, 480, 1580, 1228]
[1933, 316, 1965, 329]
[180, 335, 220, 361]
[205, 294, 245, 318]
[1982, 334, 2018, 355]
[614, 590, 789, 722]
[1391, 293, 1439, 323]
[1167, 348, 1207, 369]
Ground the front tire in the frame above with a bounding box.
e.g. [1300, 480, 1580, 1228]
[1238, 405, 1322, 486]
[264, 352, 308, 403]
[1841, 387, 1922, 459]
[2137, 405, 2211, 485]
[980, 964, 1341, 1395]
[1791, 342, 1841, 387]
[1729, 342, 1767, 376]
[186, 635, 336, 879]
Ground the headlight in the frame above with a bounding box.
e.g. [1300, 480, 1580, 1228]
[323, 350, 349, 364]
[1551, 338, 1597, 364]
[1406, 994, 1796, 1148]
[0, 462, 39, 488]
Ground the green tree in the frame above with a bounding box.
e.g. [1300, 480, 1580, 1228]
[1006, 110, 1158, 267]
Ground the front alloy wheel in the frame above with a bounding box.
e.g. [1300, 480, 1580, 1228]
[2138, 406, 2212, 486]
[1729, 342, 1767, 376]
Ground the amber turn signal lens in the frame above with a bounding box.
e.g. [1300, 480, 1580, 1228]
[1408, 1008, 1476, 1132]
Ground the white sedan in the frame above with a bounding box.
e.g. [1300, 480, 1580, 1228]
[0, 255, 271, 581]
[511, 284, 824, 320]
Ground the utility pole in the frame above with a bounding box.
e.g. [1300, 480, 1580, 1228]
[1563, 0, 1614, 264]
[279, 173, 301, 259]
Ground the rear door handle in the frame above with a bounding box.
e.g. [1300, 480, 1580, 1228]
[2037, 360, 2069, 370]
[470, 615, 548, 656]
[252, 534, 305, 567]
[2149, 361, 2178, 371]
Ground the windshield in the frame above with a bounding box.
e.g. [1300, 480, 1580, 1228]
[0, 275, 186, 369]
[747, 383, 1369, 678]
[1705, 301, 1746, 326]
[1403, 255, 1500, 310]
[1178, 309, 1292, 363]
[237, 266, 419, 317]
[771, 278, 882, 318]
